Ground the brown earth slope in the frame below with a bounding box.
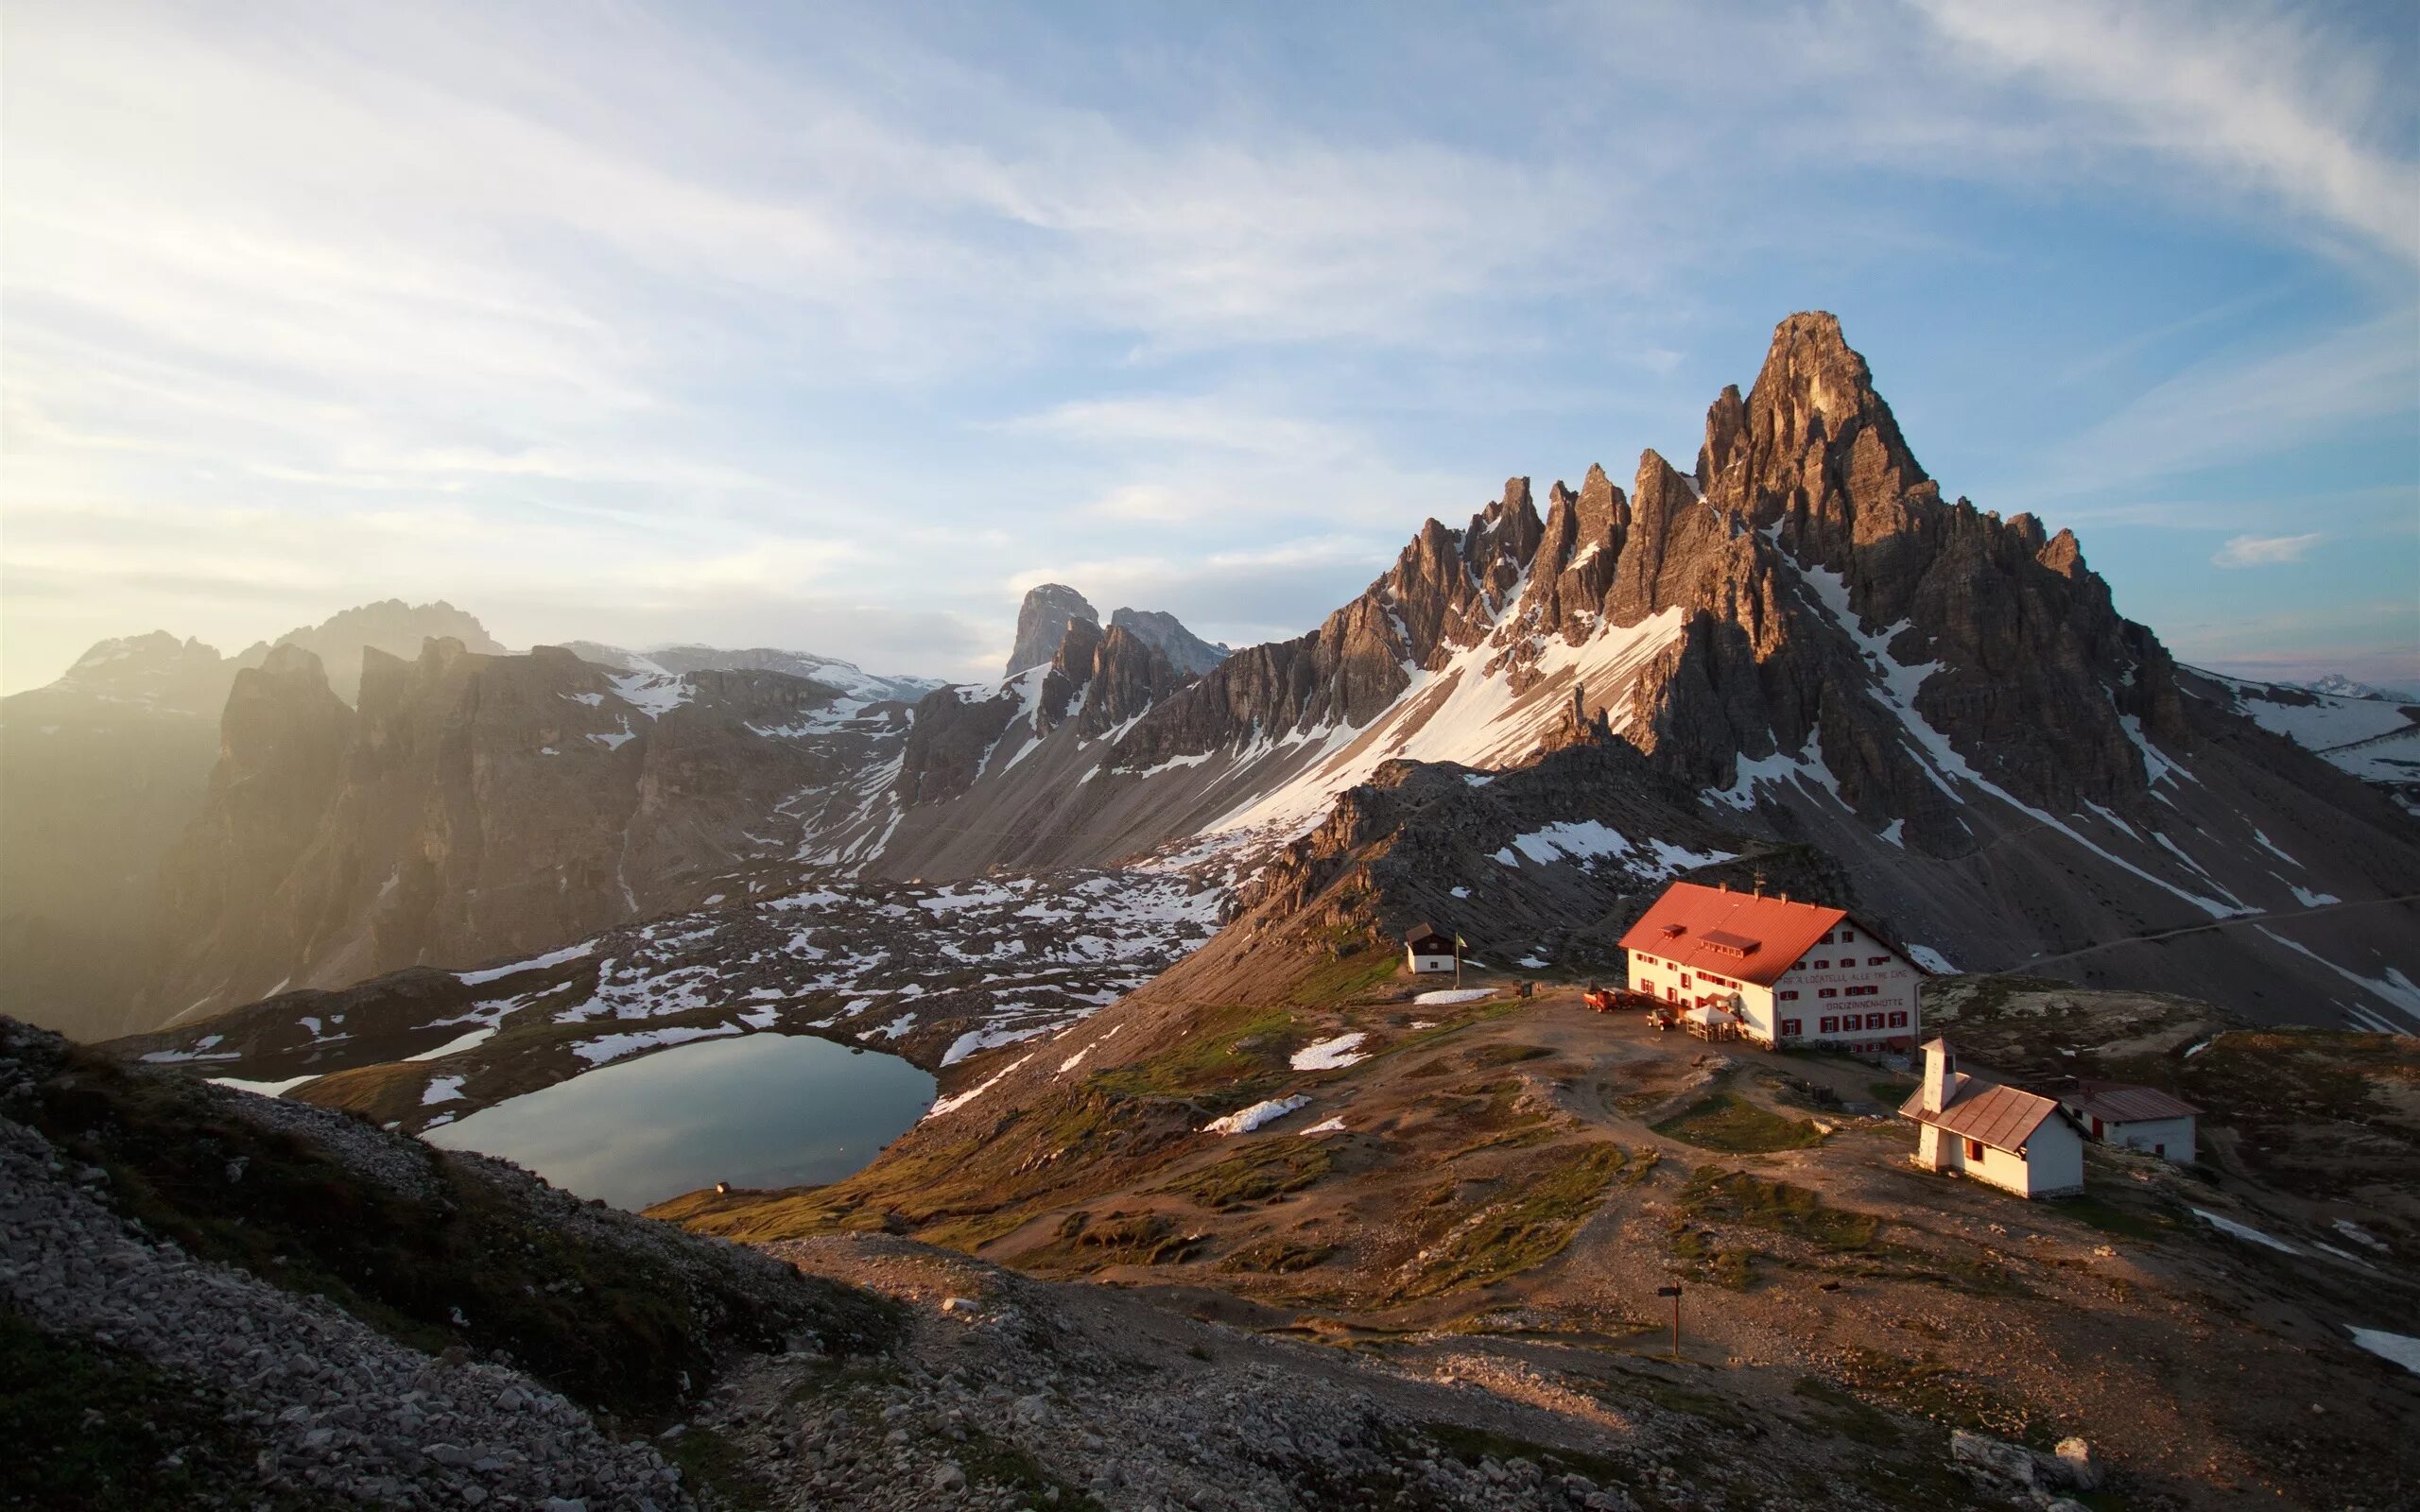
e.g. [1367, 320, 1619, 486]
[666, 966, 2420, 1511]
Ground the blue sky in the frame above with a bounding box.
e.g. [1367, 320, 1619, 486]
[4, 0, 2414, 693]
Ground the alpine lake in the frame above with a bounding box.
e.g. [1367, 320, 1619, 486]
[422, 1031, 935, 1210]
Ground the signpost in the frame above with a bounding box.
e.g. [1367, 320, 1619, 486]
[1656, 1284, 1683, 1359]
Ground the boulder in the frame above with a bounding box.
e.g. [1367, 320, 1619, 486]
[1949, 1429, 2037, 1488]
[2051, 1436, 2103, 1490]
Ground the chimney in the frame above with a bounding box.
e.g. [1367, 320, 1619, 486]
[1920, 1039, 1956, 1115]
[1753, 871, 1767, 898]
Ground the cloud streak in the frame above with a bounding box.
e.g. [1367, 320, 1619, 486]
[2212, 533, 2325, 568]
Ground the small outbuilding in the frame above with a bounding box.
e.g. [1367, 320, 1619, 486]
[2060, 1082, 2198, 1164]
[1404, 924, 1457, 975]
[1900, 1038, 2084, 1199]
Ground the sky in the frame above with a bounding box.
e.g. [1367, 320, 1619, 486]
[4, 0, 2416, 695]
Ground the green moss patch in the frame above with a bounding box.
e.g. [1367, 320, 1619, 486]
[2057, 1194, 2182, 1244]
[1041, 1210, 1205, 1269]
[1089, 1005, 1304, 1105]
[1469, 1042, 1555, 1067]
[1668, 1223, 1761, 1289]
[955, 1428, 1109, 1511]
[1163, 1143, 1332, 1211]
[1651, 1092, 1824, 1153]
[1402, 1144, 1628, 1298]
[1675, 1168, 1879, 1253]
[1220, 1236, 1340, 1274]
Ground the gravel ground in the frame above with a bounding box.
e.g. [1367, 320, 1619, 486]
[0, 1115, 685, 1510]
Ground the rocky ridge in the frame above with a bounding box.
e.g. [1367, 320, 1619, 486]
[2, 601, 515, 1041]
[146, 637, 920, 1023]
[565, 642, 944, 707]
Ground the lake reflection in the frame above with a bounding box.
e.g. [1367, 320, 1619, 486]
[423, 1032, 934, 1210]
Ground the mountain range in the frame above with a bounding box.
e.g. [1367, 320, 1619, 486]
[5, 313, 2414, 1063]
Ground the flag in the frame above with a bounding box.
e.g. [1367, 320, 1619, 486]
[1454, 934, 1467, 951]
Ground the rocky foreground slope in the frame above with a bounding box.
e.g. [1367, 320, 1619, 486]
[7, 1013, 2266, 1512]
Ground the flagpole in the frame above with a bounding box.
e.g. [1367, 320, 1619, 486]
[1455, 934, 1463, 989]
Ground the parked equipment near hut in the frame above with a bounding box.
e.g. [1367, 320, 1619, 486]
[1584, 984, 1657, 1014]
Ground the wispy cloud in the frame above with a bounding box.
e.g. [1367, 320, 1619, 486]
[1910, 0, 2420, 271]
[2212, 532, 2325, 568]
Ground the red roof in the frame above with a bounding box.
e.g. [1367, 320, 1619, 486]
[1616, 882, 1853, 988]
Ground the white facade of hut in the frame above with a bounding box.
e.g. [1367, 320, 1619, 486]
[1902, 1040, 2085, 1199]
[1618, 882, 1925, 1057]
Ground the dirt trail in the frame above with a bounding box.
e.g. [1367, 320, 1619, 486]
[2019, 892, 2420, 970]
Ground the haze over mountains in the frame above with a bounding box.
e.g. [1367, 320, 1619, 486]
[3, 316, 2414, 1059]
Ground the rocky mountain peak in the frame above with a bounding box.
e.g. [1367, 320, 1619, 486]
[47, 630, 241, 717]
[1007, 584, 1099, 678]
[1108, 608, 1230, 677]
[251, 599, 507, 705]
[1698, 383, 1749, 490]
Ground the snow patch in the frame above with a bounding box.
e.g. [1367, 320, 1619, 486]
[1202, 1095, 1312, 1136]
[1413, 988, 1493, 1005]
[1906, 944, 1961, 975]
[207, 1074, 320, 1098]
[458, 939, 597, 986]
[570, 1023, 741, 1066]
[942, 1024, 1050, 1067]
[925, 1052, 1034, 1119]
[405, 1026, 497, 1061]
[2191, 1207, 2302, 1254]
[2347, 1327, 2420, 1375]
[1290, 1034, 1369, 1071]
[2255, 928, 2420, 1028]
